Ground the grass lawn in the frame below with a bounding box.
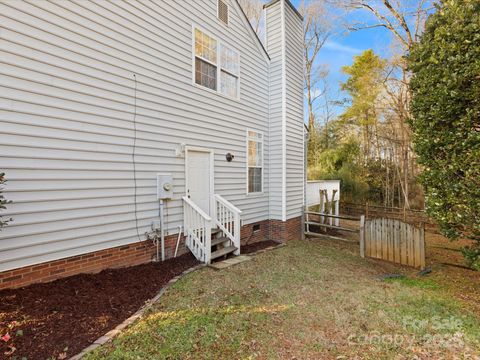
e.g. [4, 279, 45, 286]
[86, 239, 480, 359]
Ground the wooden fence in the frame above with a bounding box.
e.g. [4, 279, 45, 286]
[361, 218, 425, 270]
[341, 202, 436, 231]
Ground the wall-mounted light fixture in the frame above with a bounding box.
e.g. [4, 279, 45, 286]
[175, 143, 185, 157]
[226, 153, 235, 162]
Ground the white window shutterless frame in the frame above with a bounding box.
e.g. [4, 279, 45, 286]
[193, 26, 240, 99]
[247, 130, 263, 194]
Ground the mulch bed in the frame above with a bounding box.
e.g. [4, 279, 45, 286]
[241, 240, 280, 254]
[0, 253, 199, 360]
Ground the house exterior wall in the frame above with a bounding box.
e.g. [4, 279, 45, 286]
[284, 3, 305, 220]
[0, 0, 271, 273]
[0, 218, 294, 290]
[265, 0, 304, 221]
[265, 2, 284, 221]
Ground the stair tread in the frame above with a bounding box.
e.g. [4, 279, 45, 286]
[211, 228, 222, 235]
[211, 236, 229, 246]
[211, 245, 237, 260]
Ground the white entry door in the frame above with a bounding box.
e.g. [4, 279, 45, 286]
[186, 149, 213, 216]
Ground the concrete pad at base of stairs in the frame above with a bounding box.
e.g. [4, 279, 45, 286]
[209, 255, 251, 269]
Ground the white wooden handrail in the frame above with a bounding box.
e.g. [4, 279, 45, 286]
[183, 196, 212, 263]
[214, 194, 241, 256]
[183, 196, 212, 221]
[214, 194, 242, 215]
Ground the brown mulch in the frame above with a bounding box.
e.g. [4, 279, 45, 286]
[0, 253, 199, 360]
[241, 240, 280, 254]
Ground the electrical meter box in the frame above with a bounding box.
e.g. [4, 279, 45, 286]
[157, 174, 173, 200]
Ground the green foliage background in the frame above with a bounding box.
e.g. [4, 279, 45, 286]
[408, 0, 480, 265]
[308, 50, 415, 207]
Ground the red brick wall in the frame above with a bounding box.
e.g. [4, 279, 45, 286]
[269, 216, 302, 242]
[240, 216, 302, 245]
[0, 234, 187, 291]
[0, 217, 302, 290]
[240, 219, 271, 246]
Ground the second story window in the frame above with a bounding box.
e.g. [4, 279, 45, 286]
[194, 27, 240, 99]
[220, 45, 239, 98]
[195, 29, 217, 91]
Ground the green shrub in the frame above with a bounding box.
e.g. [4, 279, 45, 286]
[408, 0, 480, 267]
[462, 246, 480, 271]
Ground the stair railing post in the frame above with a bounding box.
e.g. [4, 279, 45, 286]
[205, 218, 212, 264]
[234, 211, 241, 255]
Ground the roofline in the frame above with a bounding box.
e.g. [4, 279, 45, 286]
[234, 0, 270, 61]
[263, 0, 304, 22]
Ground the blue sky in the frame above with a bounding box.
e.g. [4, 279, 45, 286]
[288, 0, 395, 122]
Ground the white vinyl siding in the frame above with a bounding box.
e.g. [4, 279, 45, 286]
[284, 4, 305, 219]
[0, 0, 270, 272]
[265, 2, 284, 220]
[266, 0, 304, 221]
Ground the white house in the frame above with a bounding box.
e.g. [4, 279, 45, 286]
[0, 0, 304, 289]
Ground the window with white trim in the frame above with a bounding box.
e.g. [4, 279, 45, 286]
[220, 44, 239, 98]
[194, 28, 240, 98]
[247, 130, 263, 193]
[195, 28, 217, 91]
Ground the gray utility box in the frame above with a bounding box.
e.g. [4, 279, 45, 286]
[156, 174, 173, 200]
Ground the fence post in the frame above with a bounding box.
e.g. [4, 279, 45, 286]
[419, 222, 425, 270]
[359, 215, 365, 258]
[305, 206, 309, 235]
[319, 190, 324, 227]
[365, 201, 369, 219]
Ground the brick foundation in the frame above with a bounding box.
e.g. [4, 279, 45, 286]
[0, 216, 302, 290]
[269, 216, 303, 242]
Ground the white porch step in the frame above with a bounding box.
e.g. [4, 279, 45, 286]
[211, 245, 237, 260]
[211, 228, 222, 236]
[211, 236, 229, 247]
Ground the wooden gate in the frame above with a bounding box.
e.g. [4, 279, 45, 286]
[361, 218, 425, 270]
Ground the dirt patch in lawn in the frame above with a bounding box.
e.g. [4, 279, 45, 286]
[241, 240, 280, 254]
[0, 253, 198, 360]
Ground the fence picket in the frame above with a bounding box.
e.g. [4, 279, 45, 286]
[390, 219, 394, 261]
[400, 222, 407, 266]
[408, 225, 415, 267]
[394, 220, 400, 264]
[366, 221, 373, 257]
[420, 224, 426, 269]
[363, 217, 425, 270]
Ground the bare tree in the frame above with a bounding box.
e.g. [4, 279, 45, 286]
[343, 0, 432, 51]
[337, 0, 434, 208]
[300, 0, 331, 131]
[237, 0, 264, 36]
